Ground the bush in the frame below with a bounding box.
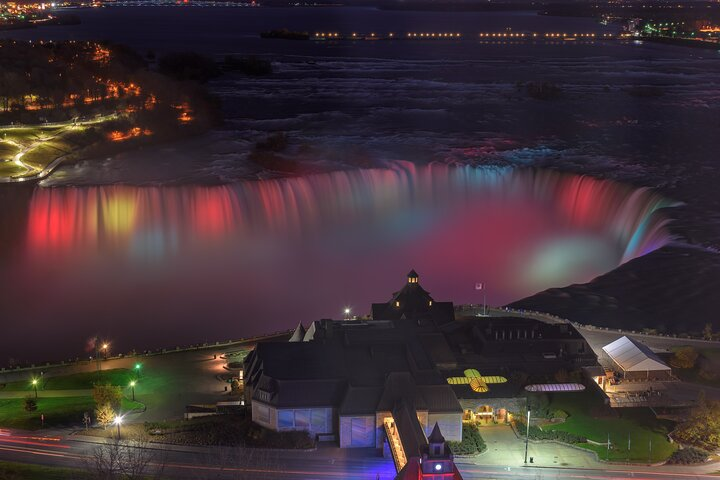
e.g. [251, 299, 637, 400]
[516, 420, 586, 444]
[671, 347, 699, 369]
[448, 422, 486, 455]
[93, 384, 122, 411]
[551, 409, 569, 420]
[141, 416, 315, 448]
[527, 392, 551, 418]
[666, 447, 710, 465]
[24, 396, 37, 412]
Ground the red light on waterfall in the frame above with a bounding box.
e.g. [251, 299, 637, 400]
[192, 189, 237, 236]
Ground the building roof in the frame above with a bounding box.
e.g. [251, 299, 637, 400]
[338, 386, 384, 416]
[254, 376, 347, 408]
[524, 383, 586, 392]
[393, 400, 429, 460]
[427, 422, 445, 444]
[288, 323, 306, 342]
[602, 336, 671, 372]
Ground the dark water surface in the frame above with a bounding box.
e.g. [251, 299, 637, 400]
[2, 7, 719, 362]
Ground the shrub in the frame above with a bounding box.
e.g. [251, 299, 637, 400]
[516, 420, 586, 444]
[24, 396, 37, 412]
[666, 447, 710, 465]
[448, 422, 486, 455]
[93, 384, 122, 411]
[551, 409, 569, 420]
[671, 347, 699, 369]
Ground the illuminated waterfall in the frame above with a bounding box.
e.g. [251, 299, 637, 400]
[26, 162, 675, 266]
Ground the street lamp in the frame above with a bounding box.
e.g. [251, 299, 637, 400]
[114, 414, 124, 439]
[101, 343, 109, 359]
[524, 409, 531, 464]
[129, 380, 136, 401]
[134, 363, 142, 378]
[343, 307, 351, 320]
[31, 378, 38, 399]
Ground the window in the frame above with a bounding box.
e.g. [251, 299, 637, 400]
[395, 301, 400, 307]
[278, 410, 294, 429]
[254, 404, 270, 424]
[428, 301, 432, 306]
[295, 410, 310, 429]
[311, 409, 327, 432]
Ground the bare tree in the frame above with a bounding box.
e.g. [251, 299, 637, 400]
[86, 432, 167, 480]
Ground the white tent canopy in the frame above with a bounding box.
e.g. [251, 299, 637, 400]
[602, 336, 671, 373]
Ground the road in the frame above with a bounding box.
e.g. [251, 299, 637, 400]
[462, 306, 720, 356]
[0, 430, 718, 480]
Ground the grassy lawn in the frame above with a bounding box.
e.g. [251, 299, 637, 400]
[0, 461, 90, 480]
[0, 162, 25, 177]
[2, 127, 63, 144]
[0, 142, 19, 158]
[0, 125, 89, 178]
[20, 140, 71, 171]
[0, 396, 142, 430]
[543, 391, 677, 462]
[2, 369, 135, 392]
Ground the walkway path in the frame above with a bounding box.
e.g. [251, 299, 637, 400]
[0, 113, 117, 183]
[0, 389, 92, 399]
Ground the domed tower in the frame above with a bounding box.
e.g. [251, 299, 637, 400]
[421, 423, 455, 476]
[371, 270, 456, 326]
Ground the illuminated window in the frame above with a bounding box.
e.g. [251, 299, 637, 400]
[395, 301, 400, 307]
[428, 301, 433, 306]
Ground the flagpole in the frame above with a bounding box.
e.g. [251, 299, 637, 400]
[483, 289, 487, 316]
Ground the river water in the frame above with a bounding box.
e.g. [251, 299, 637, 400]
[1, 6, 718, 362]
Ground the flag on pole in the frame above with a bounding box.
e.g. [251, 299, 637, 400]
[475, 282, 484, 291]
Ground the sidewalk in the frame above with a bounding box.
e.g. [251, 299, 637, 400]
[0, 389, 92, 399]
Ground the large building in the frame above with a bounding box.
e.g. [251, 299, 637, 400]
[244, 270, 464, 451]
[244, 270, 599, 476]
[602, 336, 672, 381]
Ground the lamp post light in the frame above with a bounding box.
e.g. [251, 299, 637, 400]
[101, 343, 109, 359]
[343, 307, 351, 320]
[134, 363, 142, 378]
[31, 378, 38, 399]
[129, 381, 136, 401]
[114, 414, 124, 440]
